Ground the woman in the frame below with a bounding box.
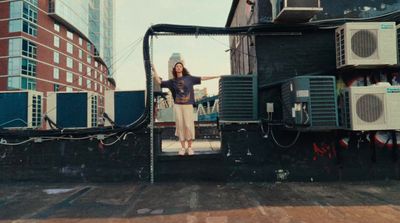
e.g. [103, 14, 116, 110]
[152, 62, 219, 155]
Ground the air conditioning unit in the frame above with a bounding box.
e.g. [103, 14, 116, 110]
[46, 92, 98, 129]
[336, 22, 397, 69]
[0, 91, 43, 129]
[105, 90, 146, 126]
[219, 75, 258, 123]
[341, 83, 400, 131]
[281, 76, 338, 130]
[273, 0, 323, 23]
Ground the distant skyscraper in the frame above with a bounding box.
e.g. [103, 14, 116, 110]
[168, 53, 184, 80]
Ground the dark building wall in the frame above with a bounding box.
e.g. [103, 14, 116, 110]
[0, 130, 151, 182]
[257, 0, 273, 23]
[256, 29, 336, 88]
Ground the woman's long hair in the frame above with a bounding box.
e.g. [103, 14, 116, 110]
[172, 62, 190, 79]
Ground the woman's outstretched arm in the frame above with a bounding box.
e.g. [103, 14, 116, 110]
[151, 64, 162, 85]
[201, 76, 220, 81]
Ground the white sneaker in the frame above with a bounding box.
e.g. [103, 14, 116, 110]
[178, 148, 186, 156]
[187, 148, 194, 156]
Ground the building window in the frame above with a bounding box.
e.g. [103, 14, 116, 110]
[87, 55, 91, 64]
[87, 42, 91, 51]
[87, 67, 91, 76]
[21, 39, 37, 58]
[53, 67, 59, 79]
[91, 95, 98, 127]
[10, 1, 23, 19]
[8, 38, 22, 57]
[22, 2, 38, 23]
[79, 49, 83, 59]
[94, 83, 97, 91]
[67, 31, 73, 40]
[66, 57, 73, 68]
[67, 42, 73, 54]
[9, 19, 22, 33]
[8, 58, 22, 76]
[8, 77, 21, 90]
[8, 76, 36, 90]
[79, 63, 83, 72]
[78, 76, 82, 86]
[100, 85, 103, 93]
[66, 72, 73, 83]
[94, 70, 98, 79]
[54, 36, 60, 47]
[79, 37, 82, 45]
[25, 0, 38, 7]
[54, 23, 60, 32]
[31, 94, 42, 127]
[54, 84, 60, 92]
[53, 51, 59, 64]
[87, 79, 91, 89]
[23, 77, 36, 90]
[21, 58, 36, 76]
[95, 61, 98, 67]
[100, 74, 103, 82]
[22, 20, 37, 36]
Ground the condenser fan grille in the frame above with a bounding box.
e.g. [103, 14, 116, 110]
[356, 94, 383, 122]
[351, 29, 377, 58]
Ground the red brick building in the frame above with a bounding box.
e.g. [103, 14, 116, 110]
[0, 0, 115, 123]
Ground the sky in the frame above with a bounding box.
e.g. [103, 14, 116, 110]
[114, 0, 233, 95]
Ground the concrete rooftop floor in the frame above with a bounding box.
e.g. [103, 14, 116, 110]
[2, 181, 400, 222]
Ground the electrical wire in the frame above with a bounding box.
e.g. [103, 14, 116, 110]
[268, 112, 300, 149]
[271, 128, 301, 149]
[0, 119, 28, 128]
[0, 138, 34, 146]
[100, 132, 127, 146]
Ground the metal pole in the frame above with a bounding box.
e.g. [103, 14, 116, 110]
[150, 36, 154, 184]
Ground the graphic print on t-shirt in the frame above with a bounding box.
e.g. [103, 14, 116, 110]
[175, 79, 191, 104]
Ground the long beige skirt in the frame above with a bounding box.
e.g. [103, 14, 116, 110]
[174, 104, 195, 141]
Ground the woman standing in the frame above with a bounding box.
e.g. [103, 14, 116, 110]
[152, 62, 219, 155]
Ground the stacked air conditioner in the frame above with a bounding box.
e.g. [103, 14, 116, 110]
[46, 92, 98, 129]
[105, 90, 146, 126]
[341, 83, 400, 131]
[273, 0, 323, 23]
[335, 22, 397, 69]
[0, 91, 43, 129]
[281, 76, 338, 130]
[219, 75, 258, 123]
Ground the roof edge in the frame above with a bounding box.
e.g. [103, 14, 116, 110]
[225, 0, 240, 27]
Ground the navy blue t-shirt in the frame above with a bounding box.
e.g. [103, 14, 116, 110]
[161, 75, 201, 105]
